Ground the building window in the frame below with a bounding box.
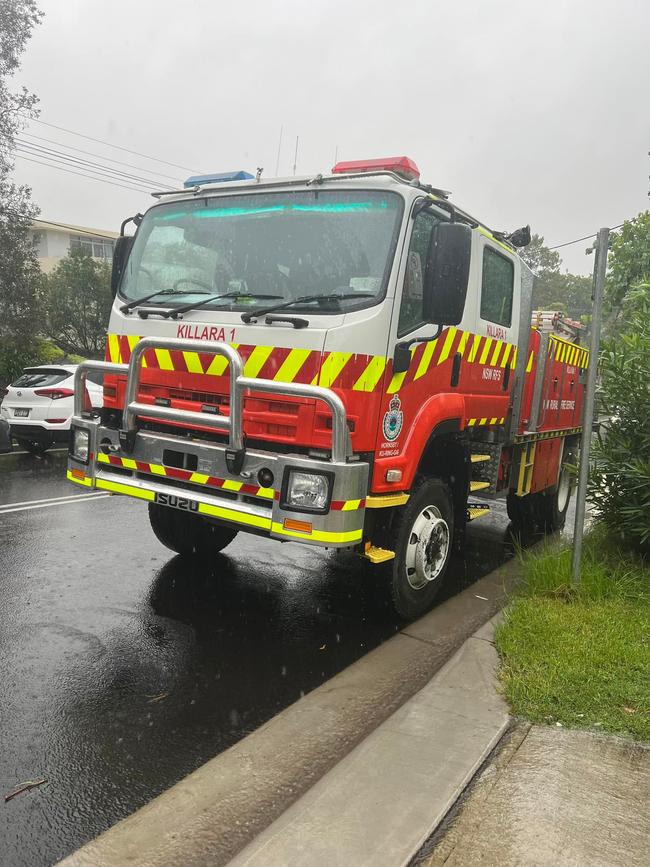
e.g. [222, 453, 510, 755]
[70, 234, 114, 261]
[480, 246, 514, 327]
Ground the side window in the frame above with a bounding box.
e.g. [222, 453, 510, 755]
[480, 247, 514, 327]
[397, 210, 438, 336]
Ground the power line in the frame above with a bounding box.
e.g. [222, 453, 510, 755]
[22, 115, 201, 174]
[549, 222, 626, 250]
[15, 139, 175, 190]
[15, 154, 154, 195]
[20, 130, 183, 184]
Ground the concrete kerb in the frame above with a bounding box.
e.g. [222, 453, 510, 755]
[59, 556, 522, 867]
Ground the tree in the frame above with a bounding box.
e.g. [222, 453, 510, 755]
[0, 1, 44, 384]
[43, 250, 112, 357]
[520, 233, 592, 322]
[605, 212, 650, 313]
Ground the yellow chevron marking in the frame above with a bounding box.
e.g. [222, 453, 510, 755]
[256, 487, 275, 499]
[317, 352, 352, 388]
[149, 464, 166, 475]
[354, 355, 386, 392]
[221, 479, 243, 492]
[206, 343, 240, 377]
[479, 417, 488, 426]
[154, 348, 174, 371]
[467, 334, 482, 363]
[467, 418, 476, 426]
[244, 345, 274, 378]
[500, 344, 512, 368]
[190, 472, 209, 484]
[499, 417, 505, 424]
[274, 348, 312, 383]
[526, 350, 534, 373]
[386, 369, 408, 393]
[108, 333, 122, 364]
[437, 327, 457, 364]
[97, 452, 109, 464]
[489, 417, 498, 425]
[489, 340, 503, 366]
[456, 331, 469, 357]
[479, 338, 493, 365]
[127, 333, 146, 368]
[120, 457, 137, 469]
[183, 351, 204, 374]
[511, 347, 518, 369]
[342, 499, 362, 511]
[414, 339, 437, 380]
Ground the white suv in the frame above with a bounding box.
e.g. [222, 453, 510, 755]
[0, 364, 103, 454]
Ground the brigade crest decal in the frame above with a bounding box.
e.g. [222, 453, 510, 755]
[383, 394, 403, 441]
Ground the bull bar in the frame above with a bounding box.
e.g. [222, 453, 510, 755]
[68, 337, 369, 548]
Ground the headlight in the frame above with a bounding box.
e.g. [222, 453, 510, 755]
[71, 427, 90, 462]
[284, 470, 330, 512]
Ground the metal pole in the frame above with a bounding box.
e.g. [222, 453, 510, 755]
[275, 124, 283, 176]
[571, 227, 609, 584]
[293, 136, 299, 176]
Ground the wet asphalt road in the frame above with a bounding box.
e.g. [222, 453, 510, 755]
[1, 448, 522, 867]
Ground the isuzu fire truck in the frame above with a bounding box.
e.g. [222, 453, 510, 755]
[67, 156, 588, 618]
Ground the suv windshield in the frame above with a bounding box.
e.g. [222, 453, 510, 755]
[119, 190, 403, 312]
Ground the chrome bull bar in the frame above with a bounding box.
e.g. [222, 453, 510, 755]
[74, 336, 351, 468]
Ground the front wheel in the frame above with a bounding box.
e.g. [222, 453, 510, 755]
[148, 503, 238, 557]
[384, 478, 454, 620]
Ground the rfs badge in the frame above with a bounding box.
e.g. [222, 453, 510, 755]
[383, 394, 403, 441]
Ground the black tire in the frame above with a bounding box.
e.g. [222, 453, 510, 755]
[506, 491, 535, 531]
[148, 503, 238, 557]
[384, 477, 454, 620]
[537, 444, 575, 531]
[15, 437, 50, 455]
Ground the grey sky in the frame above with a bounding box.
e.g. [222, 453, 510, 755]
[13, 0, 650, 274]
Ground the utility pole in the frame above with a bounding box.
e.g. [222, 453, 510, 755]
[293, 136, 299, 176]
[571, 227, 609, 585]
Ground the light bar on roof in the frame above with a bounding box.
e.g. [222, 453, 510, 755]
[183, 170, 255, 188]
[331, 156, 420, 181]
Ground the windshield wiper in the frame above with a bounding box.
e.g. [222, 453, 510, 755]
[120, 289, 210, 314]
[162, 292, 284, 320]
[240, 292, 376, 323]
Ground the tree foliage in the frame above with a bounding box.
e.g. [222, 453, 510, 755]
[520, 233, 592, 322]
[0, 1, 43, 384]
[43, 250, 112, 357]
[589, 309, 650, 556]
[605, 212, 650, 313]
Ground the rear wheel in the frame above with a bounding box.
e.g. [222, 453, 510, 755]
[538, 442, 576, 531]
[384, 478, 454, 620]
[148, 503, 238, 557]
[15, 437, 51, 455]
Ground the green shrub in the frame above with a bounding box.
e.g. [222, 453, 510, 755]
[0, 337, 81, 387]
[589, 308, 650, 555]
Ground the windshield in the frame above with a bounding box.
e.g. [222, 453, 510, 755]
[119, 190, 403, 313]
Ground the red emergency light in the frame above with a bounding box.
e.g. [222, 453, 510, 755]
[331, 156, 420, 181]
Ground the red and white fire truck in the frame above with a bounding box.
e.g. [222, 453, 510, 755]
[67, 156, 588, 618]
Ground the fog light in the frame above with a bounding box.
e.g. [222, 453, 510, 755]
[258, 467, 274, 488]
[71, 427, 90, 462]
[284, 470, 330, 511]
[386, 469, 402, 483]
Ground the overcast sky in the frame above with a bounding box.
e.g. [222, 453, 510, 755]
[12, 0, 650, 273]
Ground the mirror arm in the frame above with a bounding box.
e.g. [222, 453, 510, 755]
[393, 324, 444, 374]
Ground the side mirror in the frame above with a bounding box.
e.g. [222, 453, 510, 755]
[111, 235, 134, 296]
[423, 222, 471, 325]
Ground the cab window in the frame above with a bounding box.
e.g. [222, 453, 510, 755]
[397, 210, 439, 336]
[480, 247, 514, 327]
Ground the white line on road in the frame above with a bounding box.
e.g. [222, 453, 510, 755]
[0, 492, 110, 515]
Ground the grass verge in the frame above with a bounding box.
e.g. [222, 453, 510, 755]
[494, 530, 650, 741]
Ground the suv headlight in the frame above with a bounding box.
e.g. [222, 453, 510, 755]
[284, 470, 331, 512]
[70, 427, 90, 462]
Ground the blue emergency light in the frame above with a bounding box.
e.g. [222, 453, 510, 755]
[183, 170, 255, 188]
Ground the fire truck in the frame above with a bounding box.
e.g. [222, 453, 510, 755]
[67, 156, 588, 618]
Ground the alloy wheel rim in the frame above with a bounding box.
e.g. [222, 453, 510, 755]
[405, 505, 450, 591]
